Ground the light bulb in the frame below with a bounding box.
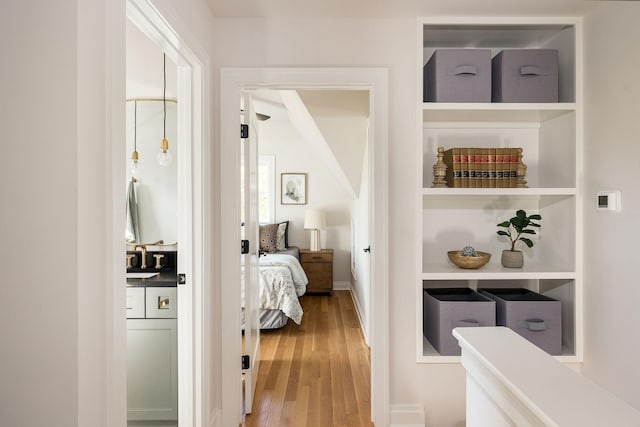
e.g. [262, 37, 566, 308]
[129, 150, 141, 175]
[157, 138, 173, 166]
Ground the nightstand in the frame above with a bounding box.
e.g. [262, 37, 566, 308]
[299, 249, 333, 294]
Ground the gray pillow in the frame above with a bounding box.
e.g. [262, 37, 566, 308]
[276, 221, 288, 251]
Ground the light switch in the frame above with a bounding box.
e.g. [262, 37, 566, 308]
[597, 190, 621, 212]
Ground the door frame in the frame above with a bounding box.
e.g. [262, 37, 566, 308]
[220, 67, 390, 426]
[121, 0, 210, 425]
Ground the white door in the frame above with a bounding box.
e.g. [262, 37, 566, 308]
[240, 91, 261, 414]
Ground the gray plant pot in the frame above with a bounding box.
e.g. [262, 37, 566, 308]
[501, 250, 524, 268]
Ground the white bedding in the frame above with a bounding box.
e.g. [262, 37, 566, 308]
[242, 253, 308, 325]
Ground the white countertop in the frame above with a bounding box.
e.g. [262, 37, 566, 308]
[453, 327, 640, 427]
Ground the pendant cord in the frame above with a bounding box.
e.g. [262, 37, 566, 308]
[163, 54, 166, 140]
[134, 100, 138, 151]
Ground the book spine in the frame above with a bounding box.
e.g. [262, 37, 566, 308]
[467, 148, 476, 189]
[475, 148, 483, 188]
[481, 148, 490, 188]
[488, 148, 497, 188]
[495, 148, 504, 189]
[443, 148, 462, 188]
[461, 148, 470, 188]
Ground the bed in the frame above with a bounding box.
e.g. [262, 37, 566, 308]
[242, 221, 309, 329]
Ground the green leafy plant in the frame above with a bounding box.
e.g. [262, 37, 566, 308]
[497, 209, 542, 251]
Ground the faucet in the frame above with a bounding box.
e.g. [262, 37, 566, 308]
[133, 244, 147, 269]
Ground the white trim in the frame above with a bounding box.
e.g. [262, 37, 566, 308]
[390, 404, 426, 427]
[348, 286, 370, 346]
[220, 67, 389, 427]
[333, 280, 351, 291]
[123, 1, 210, 426]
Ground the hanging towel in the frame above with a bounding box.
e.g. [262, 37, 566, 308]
[126, 179, 140, 243]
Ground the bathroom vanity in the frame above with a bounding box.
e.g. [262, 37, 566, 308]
[126, 252, 178, 426]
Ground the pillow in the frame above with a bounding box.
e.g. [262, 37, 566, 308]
[259, 223, 279, 253]
[276, 221, 289, 251]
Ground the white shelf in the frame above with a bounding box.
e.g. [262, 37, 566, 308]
[422, 187, 576, 197]
[419, 336, 579, 364]
[421, 261, 576, 280]
[422, 103, 577, 123]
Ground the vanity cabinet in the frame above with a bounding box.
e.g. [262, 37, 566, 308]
[417, 17, 583, 363]
[127, 286, 178, 423]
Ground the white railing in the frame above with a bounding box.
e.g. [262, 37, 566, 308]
[453, 327, 640, 427]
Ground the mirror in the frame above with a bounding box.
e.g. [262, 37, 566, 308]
[125, 99, 177, 245]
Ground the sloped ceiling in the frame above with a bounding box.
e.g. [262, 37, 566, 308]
[206, 0, 595, 19]
[252, 89, 369, 199]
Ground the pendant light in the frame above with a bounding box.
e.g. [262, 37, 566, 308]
[157, 54, 173, 166]
[130, 100, 141, 174]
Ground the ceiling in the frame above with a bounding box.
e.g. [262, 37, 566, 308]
[206, 0, 600, 19]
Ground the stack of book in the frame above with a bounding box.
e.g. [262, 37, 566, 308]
[443, 147, 522, 188]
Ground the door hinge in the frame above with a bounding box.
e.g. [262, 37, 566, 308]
[178, 273, 186, 285]
[241, 354, 250, 370]
[240, 124, 249, 139]
[241, 240, 250, 254]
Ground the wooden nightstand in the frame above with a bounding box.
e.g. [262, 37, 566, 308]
[299, 249, 333, 294]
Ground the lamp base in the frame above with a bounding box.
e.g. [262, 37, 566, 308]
[309, 229, 321, 251]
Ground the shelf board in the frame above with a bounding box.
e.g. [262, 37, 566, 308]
[422, 103, 577, 123]
[419, 337, 579, 364]
[422, 187, 576, 197]
[421, 261, 576, 280]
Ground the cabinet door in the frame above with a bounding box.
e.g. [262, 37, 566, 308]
[127, 319, 178, 421]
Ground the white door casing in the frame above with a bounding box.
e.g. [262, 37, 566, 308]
[241, 91, 261, 414]
[220, 68, 389, 427]
[125, 1, 210, 425]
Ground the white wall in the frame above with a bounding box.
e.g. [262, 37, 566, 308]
[583, 2, 640, 410]
[259, 119, 353, 283]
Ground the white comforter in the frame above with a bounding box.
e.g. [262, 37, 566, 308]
[243, 254, 308, 324]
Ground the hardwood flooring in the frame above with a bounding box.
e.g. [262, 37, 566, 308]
[243, 290, 373, 427]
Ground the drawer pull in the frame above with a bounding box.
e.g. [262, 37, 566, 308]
[312, 256, 323, 260]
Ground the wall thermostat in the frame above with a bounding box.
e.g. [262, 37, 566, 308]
[597, 190, 621, 212]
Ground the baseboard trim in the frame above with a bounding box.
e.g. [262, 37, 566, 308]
[333, 280, 351, 290]
[390, 404, 425, 427]
[348, 286, 370, 346]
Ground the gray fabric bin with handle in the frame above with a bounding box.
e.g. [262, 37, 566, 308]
[423, 49, 492, 102]
[491, 49, 559, 102]
[423, 288, 496, 355]
[480, 288, 562, 355]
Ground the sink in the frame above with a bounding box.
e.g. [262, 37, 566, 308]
[126, 272, 160, 279]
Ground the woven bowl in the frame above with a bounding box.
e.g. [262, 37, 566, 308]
[447, 250, 491, 269]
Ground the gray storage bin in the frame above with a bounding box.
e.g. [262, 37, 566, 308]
[423, 288, 496, 355]
[423, 49, 492, 102]
[492, 49, 559, 102]
[480, 288, 562, 355]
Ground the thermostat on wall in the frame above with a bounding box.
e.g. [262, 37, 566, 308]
[597, 190, 621, 212]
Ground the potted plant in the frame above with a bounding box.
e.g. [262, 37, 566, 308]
[496, 209, 542, 268]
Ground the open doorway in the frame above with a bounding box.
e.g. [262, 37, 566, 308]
[122, 0, 209, 425]
[220, 68, 389, 427]
[245, 88, 373, 425]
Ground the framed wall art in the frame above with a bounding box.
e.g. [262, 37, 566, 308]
[281, 173, 307, 205]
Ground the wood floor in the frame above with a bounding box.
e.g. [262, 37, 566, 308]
[243, 290, 373, 427]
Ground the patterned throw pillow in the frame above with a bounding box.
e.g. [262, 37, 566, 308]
[276, 221, 289, 251]
[259, 223, 279, 253]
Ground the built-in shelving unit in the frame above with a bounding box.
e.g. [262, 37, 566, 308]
[416, 17, 583, 364]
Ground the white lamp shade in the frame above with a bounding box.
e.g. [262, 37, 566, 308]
[304, 209, 326, 230]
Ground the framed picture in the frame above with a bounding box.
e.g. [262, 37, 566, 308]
[281, 173, 307, 205]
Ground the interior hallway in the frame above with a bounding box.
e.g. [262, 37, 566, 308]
[243, 290, 373, 427]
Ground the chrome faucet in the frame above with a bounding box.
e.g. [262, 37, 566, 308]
[134, 244, 147, 269]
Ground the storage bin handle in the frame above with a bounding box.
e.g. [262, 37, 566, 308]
[519, 318, 547, 331]
[455, 319, 480, 328]
[453, 65, 477, 76]
[520, 66, 543, 76]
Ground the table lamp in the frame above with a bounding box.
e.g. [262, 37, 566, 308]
[304, 209, 326, 251]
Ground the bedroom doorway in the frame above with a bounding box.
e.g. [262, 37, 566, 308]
[220, 68, 389, 427]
